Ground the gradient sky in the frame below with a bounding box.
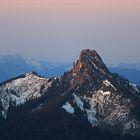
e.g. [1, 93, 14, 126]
[0, 0, 140, 64]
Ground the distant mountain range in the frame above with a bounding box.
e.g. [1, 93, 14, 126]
[0, 54, 140, 85]
[0, 54, 71, 82]
[110, 68, 140, 85]
[111, 62, 140, 71]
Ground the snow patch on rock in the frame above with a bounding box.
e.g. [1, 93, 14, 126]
[73, 93, 84, 111]
[86, 99, 98, 126]
[100, 90, 111, 96]
[130, 83, 139, 93]
[72, 93, 97, 126]
[86, 55, 98, 70]
[103, 80, 117, 91]
[62, 102, 74, 114]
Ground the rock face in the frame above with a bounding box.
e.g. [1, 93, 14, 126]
[61, 49, 140, 135]
[64, 49, 110, 87]
[0, 49, 140, 140]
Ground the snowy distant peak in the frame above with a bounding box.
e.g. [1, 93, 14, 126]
[0, 54, 24, 62]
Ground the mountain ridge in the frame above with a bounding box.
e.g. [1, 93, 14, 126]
[0, 49, 140, 140]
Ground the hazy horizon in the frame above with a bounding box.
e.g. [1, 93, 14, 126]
[0, 0, 140, 64]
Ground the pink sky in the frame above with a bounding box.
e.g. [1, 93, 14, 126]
[1, 0, 140, 16]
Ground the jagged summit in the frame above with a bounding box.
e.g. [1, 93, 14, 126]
[79, 49, 107, 66]
[72, 49, 110, 78]
[64, 49, 111, 89]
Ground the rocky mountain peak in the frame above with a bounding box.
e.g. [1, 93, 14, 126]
[72, 49, 109, 76]
[25, 71, 40, 77]
[79, 49, 101, 62]
[68, 49, 110, 88]
[61, 50, 140, 136]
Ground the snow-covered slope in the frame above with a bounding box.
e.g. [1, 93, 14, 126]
[0, 72, 54, 118]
